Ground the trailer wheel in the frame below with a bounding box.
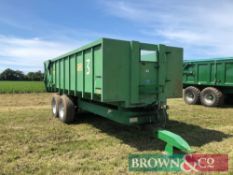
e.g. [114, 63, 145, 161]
[51, 94, 60, 117]
[200, 87, 224, 107]
[183, 86, 200, 105]
[58, 95, 75, 123]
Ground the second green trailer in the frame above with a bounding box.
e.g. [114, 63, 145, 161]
[183, 57, 233, 107]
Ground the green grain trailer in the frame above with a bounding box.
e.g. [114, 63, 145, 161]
[44, 38, 192, 154]
[183, 57, 233, 107]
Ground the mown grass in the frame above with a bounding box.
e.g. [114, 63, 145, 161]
[0, 93, 232, 174]
[0, 81, 45, 93]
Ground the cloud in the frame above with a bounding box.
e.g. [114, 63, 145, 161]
[0, 35, 88, 72]
[101, 0, 233, 58]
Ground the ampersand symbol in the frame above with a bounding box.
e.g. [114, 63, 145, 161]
[181, 154, 199, 173]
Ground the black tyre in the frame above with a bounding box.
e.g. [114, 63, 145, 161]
[200, 87, 224, 107]
[58, 95, 76, 123]
[183, 86, 200, 105]
[51, 94, 60, 117]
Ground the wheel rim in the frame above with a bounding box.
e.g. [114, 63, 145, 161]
[186, 91, 195, 102]
[52, 98, 57, 115]
[204, 93, 215, 105]
[59, 101, 65, 120]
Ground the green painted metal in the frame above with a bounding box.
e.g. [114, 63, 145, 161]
[44, 38, 183, 107]
[157, 130, 192, 155]
[44, 38, 183, 125]
[78, 99, 159, 125]
[183, 57, 233, 93]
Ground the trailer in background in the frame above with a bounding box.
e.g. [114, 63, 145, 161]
[183, 57, 233, 107]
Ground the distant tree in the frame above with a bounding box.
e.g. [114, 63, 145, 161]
[26, 71, 44, 81]
[34, 71, 44, 81]
[27, 72, 35, 81]
[14, 70, 25, 80]
[0, 68, 43, 81]
[0, 68, 25, 80]
[0, 68, 14, 80]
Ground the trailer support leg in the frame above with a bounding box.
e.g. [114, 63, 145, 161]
[165, 144, 174, 155]
[156, 129, 192, 155]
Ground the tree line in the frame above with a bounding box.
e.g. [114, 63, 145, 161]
[0, 68, 44, 81]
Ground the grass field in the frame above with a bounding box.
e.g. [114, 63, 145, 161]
[0, 81, 45, 93]
[0, 93, 232, 174]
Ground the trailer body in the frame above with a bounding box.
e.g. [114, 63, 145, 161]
[44, 38, 183, 125]
[183, 57, 233, 107]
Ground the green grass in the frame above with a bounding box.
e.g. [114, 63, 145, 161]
[0, 93, 232, 174]
[0, 81, 45, 93]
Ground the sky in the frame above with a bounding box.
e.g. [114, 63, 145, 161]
[0, 0, 233, 73]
